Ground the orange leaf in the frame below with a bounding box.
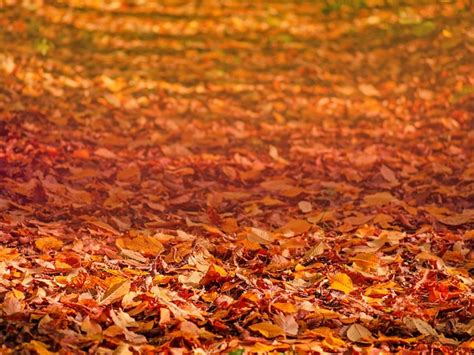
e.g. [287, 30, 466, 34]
[279, 219, 312, 235]
[116, 235, 164, 257]
[249, 322, 284, 338]
[273, 302, 297, 313]
[100, 279, 131, 306]
[35, 237, 63, 252]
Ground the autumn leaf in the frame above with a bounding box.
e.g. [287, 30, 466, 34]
[273, 302, 297, 313]
[380, 165, 399, 185]
[298, 200, 312, 213]
[24, 341, 55, 355]
[247, 227, 275, 244]
[0, 247, 19, 261]
[329, 273, 354, 294]
[279, 219, 312, 236]
[3, 292, 24, 315]
[249, 322, 285, 338]
[364, 192, 399, 206]
[0, 1, 471, 353]
[35, 237, 63, 252]
[347, 323, 373, 342]
[274, 313, 299, 336]
[407, 318, 438, 337]
[358, 83, 380, 97]
[100, 279, 131, 306]
[116, 235, 164, 257]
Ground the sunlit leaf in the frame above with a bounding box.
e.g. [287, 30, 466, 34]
[329, 273, 354, 294]
[249, 322, 284, 338]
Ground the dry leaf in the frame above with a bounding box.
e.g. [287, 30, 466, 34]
[364, 192, 398, 206]
[347, 323, 372, 342]
[249, 322, 285, 338]
[298, 200, 312, 213]
[329, 273, 354, 294]
[279, 219, 312, 235]
[274, 313, 299, 336]
[411, 318, 438, 337]
[358, 83, 380, 97]
[273, 302, 297, 313]
[247, 227, 275, 244]
[100, 280, 131, 306]
[380, 165, 399, 184]
[116, 235, 164, 256]
[35, 237, 63, 251]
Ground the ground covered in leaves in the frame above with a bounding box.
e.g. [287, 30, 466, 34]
[0, 0, 473, 353]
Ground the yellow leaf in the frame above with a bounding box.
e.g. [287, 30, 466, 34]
[249, 322, 284, 338]
[0, 247, 19, 261]
[35, 237, 63, 251]
[246, 342, 288, 352]
[364, 281, 402, 297]
[273, 302, 297, 313]
[347, 323, 373, 342]
[12, 289, 25, 300]
[329, 273, 354, 294]
[209, 264, 227, 277]
[241, 292, 259, 302]
[350, 253, 379, 271]
[100, 279, 131, 306]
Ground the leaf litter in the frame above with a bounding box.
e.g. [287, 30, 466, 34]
[0, 0, 473, 353]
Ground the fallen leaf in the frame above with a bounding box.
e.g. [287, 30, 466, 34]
[364, 192, 399, 206]
[298, 200, 313, 213]
[410, 318, 438, 337]
[116, 235, 164, 256]
[247, 227, 275, 244]
[274, 313, 299, 336]
[35, 237, 63, 252]
[273, 302, 297, 313]
[329, 273, 354, 294]
[358, 83, 380, 97]
[100, 280, 131, 306]
[249, 322, 284, 338]
[347, 323, 373, 342]
[279, 219, 312, 235]
[380, 165, 399, 184]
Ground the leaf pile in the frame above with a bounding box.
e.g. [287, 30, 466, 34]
[0, 0, 473, 353]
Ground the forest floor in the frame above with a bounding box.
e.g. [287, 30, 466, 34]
[0, 0, 473, 353]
